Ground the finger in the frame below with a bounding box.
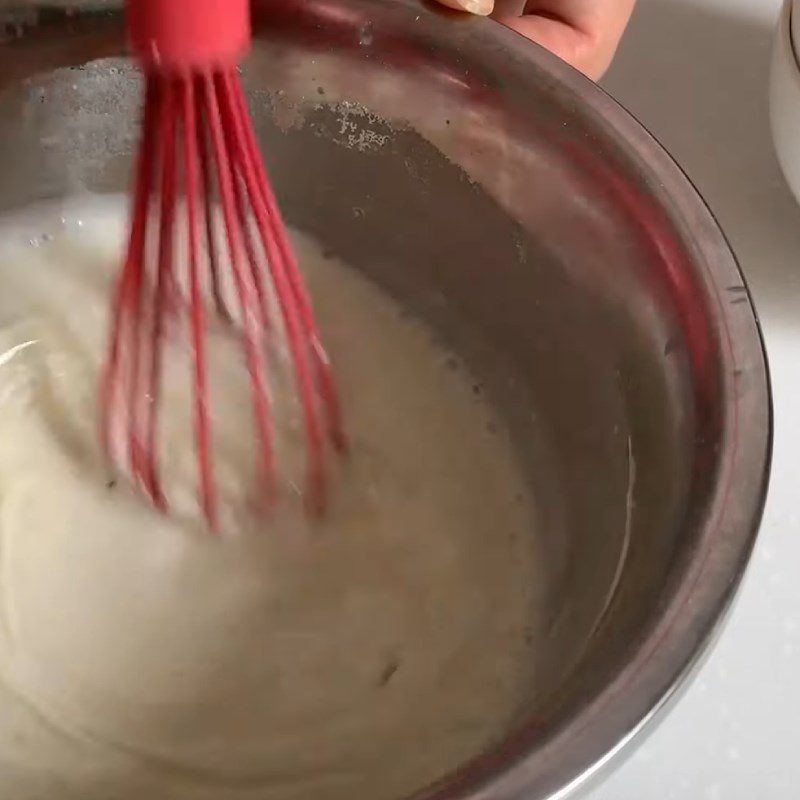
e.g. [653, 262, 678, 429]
[434, 0, 494, 16]
[498, 0, 636, 78]
[496, 13, 594, 72]
[491, 0, 526, 14]
[521, 0, 636, 38]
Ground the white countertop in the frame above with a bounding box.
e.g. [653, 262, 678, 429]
[590, 0, 799, 796]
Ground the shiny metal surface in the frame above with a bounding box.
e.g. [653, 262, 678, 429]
[0, 1, 771, 799]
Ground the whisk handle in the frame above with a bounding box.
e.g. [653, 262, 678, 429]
[127, 0, 250, 70]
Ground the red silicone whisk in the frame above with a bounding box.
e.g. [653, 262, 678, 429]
[101, 0, 345, 529]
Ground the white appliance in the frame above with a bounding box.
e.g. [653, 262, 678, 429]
[770, 0, 800, 203]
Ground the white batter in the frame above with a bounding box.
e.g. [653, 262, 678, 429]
[0, 196, 543, 800]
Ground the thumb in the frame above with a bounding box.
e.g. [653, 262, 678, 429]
[434, 0, 495, 17]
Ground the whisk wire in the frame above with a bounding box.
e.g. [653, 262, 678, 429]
[216, 88, 270, 329]
[181, 75, 217, 528]
[214, 71, 327, 511]
[197, 111, 229, 323]
[141, 75, 177, 512]
[100, 75, 158, 481]
[231, 79, 346, 455]
[200, 70, 277, 504]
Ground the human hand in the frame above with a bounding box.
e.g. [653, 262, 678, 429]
[434, 0, 636, 80]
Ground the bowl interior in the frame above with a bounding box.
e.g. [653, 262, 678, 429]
[0, 1, 769, 798]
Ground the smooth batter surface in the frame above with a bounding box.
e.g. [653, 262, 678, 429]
[0, 196, 543, 800]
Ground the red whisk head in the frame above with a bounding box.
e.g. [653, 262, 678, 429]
[101, 0, 346, 530]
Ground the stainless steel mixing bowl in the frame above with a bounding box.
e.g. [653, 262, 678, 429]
[0, 1, 771, 798]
